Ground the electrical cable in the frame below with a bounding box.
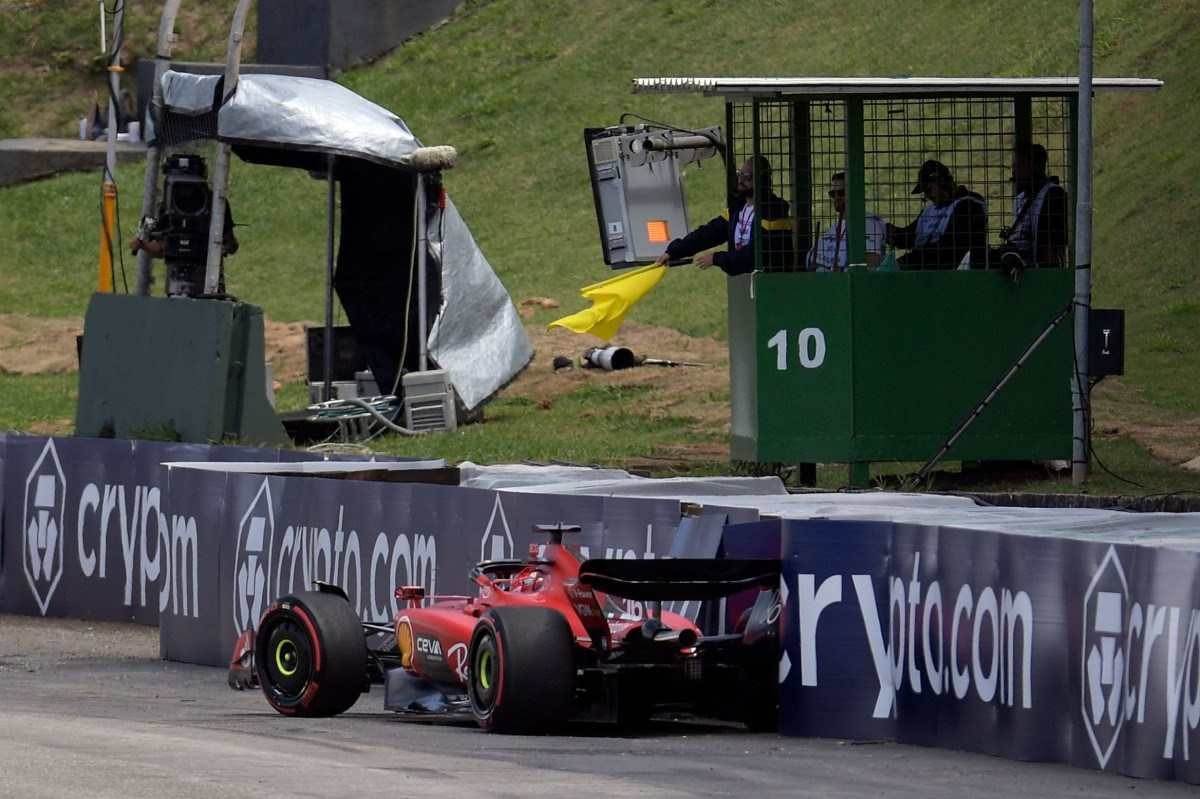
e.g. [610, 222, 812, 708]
[99, 166, 130, 293]
[341, 397, 422, 436]
[97, 1, 129, 293]
[101, 1, 126, 132]
[388, 179, 421, 398]
[306, 441, 374, 456]
[1070, 299, 1180, 491]
[106, 165, 130, 292]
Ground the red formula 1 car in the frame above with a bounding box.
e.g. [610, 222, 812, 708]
[230, 524, 780, 733]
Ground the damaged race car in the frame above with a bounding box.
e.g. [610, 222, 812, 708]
[229, 523, 780, 733]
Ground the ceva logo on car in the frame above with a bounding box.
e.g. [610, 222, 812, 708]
[22, 439, 67, 615]
[233, 478, 275, 633]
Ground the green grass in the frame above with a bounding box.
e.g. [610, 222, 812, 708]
[0, 0, 1197, 492]
[332, 385, 720, 467]
[0, 372, 77, 432]
[0, 0, 254, 140]
[855, 434, 1200, 496]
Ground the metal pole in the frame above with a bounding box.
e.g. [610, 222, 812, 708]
[416, 174, 429, 372]
[324, 155, 336, 402]
[103, 2, 122, 181]
[205, 0, 252, 296]
[1072, 0, 1094, 484]
[136, 0, 183, 296]
[914, 303, 1074, 486]
[98, 0, 125, 294]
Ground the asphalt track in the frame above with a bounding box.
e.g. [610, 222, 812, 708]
[0, 615, 1190, 798]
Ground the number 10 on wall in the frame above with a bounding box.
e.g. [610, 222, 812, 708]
[766, 328, 826, 370]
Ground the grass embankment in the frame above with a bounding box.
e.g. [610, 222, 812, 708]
[0, 0, 1197, 494]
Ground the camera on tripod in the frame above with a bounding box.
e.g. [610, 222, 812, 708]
[141, 153, 215, 297]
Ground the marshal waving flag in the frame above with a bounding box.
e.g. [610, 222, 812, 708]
[548, 264, 667, 341]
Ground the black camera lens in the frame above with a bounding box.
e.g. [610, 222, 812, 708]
[172, 182, 208, 216]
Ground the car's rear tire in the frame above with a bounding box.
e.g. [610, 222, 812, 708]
[255, 591, 366, 717]
[468, 607, 574, 734]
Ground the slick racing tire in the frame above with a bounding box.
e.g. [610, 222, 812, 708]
[468, 607, 574, 734]
[255, 591, 367, 717]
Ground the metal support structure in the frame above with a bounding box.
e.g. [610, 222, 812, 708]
[98, 0, 126, 294]
[1013, 95, 1033, 148]
[323, 155, 337, 402]
[723, 101, 737, 206]
[790, 99, 811, 268]
[103, 1, 123, 182]
[1072, 0, 1094, 484]
[750, 98, 762, 272]
[416, 174, 429, 371]
[204, 0, 253, 296]
[844, 97, 866, 268]
[136, 0, 183, 295]
[914, 302, 1074, 485]
[844, 98, 869, 486]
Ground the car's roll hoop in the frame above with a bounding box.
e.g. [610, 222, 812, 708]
[534, 522, 582, 545]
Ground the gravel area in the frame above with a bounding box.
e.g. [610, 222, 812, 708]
[0, 614, 158, 671]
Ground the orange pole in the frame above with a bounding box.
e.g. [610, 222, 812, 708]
[99, 179, 116, 292]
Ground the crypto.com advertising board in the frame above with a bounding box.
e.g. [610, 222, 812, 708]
[159, 466, 745, 666]
[0, 435, 330, 624]
[772, 518, 1200, 784]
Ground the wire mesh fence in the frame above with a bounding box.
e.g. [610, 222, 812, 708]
[727, 95, 1073, 273]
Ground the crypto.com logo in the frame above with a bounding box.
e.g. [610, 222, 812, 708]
[1082, 545, 1130, 769]
[233, 479, 275, 633]
[480, 495, 513, 561]
[23, 439, 67, 615]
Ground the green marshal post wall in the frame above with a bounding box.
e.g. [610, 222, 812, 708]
[728, 269, 1073, 466]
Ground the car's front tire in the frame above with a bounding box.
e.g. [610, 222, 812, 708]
[255, 591, 366, 717]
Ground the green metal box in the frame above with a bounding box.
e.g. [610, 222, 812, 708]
[76, 293, 287, 446]
[728, 270, 1073, 465]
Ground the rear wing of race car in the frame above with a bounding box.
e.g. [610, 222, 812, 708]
[578, 558, 779, 600]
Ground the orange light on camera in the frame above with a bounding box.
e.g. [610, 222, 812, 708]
[646, 220, 670, 243]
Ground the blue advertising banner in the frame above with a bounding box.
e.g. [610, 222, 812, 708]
[771, 518, 1200, 784]
[0, 433, 6, 599]
[0, 435, 353, 623]
[160, 466, 728, 666]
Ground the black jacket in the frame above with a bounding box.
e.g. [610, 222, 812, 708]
[892, 186, 987, 270]
[664, 192, 792, 275]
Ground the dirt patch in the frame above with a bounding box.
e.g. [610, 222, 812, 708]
[0, 315, 82, 374]
[0, 312, 311, 382]
[1090, 379, 1200, 466]
[512, 322, 731, 435]
[260, 319, 309, 382]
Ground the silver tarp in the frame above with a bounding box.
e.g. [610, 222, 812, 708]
[155, 71, 532, 409]
[458, 464, 1200, 550]
[427, 198, 532, 408]
[160, 71, 422, 167]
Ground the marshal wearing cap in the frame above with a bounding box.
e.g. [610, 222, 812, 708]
[911, 159, 954, 194]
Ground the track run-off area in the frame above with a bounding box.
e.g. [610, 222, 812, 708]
[0, 615, 1188, 798]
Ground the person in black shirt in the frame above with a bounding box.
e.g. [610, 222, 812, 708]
[655, 155, 791, 274]
[1000, 143, 1069, 269]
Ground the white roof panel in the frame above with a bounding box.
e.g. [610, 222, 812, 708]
[631, 76, 1163, 97]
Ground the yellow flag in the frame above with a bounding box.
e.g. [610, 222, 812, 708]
[548, 264, 667, 341]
